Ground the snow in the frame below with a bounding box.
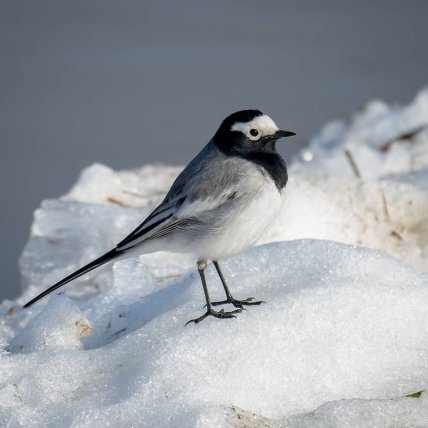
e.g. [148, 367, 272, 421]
[3, 241, 428, 427]
[8, 295, 92, 354]
[1, 88, 428, 426]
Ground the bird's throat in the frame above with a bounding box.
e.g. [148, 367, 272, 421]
[243, 151, 288, 191]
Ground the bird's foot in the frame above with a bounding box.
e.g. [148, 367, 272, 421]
[185, 307, 242, 326]
[211, 296, 265, 309]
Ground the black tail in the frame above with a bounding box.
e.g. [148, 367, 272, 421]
[23, 248, 122, 309]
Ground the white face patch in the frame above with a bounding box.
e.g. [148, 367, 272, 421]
[231, 114, 279, 141]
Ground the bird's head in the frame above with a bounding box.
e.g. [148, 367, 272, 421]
[213, 109, 296, 155]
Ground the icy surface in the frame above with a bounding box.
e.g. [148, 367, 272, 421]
[294, 87, 428, 178]
[1, 88, 428, 426]
[2, 241, 428, 427]
[8, 295, 91, 354]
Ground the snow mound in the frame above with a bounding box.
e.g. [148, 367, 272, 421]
[1, 87, 428, 426]
[8, 295, 91, 354]
[275, 87, 428, 270]
[294, 87, 428, 178]
[2, 241, 428, 427]
[265, 169, 428, 271]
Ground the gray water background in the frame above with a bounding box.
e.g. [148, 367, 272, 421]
[1, 0, 428, 301]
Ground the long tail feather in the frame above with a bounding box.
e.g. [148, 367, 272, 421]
[23, 248, 122, 309]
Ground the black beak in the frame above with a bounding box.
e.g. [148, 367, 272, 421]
[276, 129, 296, 139]
[262, 129, 297, 144]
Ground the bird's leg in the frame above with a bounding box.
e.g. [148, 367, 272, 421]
[185, 260, 242, 325]
[211, 261, 264, 309]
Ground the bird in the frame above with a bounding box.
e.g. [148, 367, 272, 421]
[23, 110, 296, 324]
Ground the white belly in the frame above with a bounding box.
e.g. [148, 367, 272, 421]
[192, 180, 283, 260]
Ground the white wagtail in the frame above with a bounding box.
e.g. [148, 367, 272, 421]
[24, 110, 296, 324]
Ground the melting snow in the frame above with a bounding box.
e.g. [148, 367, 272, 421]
[1, 88, 428, 427]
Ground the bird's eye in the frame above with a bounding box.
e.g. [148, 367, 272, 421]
[249, 129, 259, 137]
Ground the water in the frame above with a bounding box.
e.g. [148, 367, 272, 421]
[1, 0, 427, 301]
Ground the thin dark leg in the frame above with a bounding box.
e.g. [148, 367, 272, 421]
[213, 261, 234, 300]
[211, 261, 265, 309]
[185, 260, 242, 326]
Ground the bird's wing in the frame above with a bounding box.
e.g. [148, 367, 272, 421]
[116, 142, 249, 251]
[116, 185, 240, 250]
[116, 195, 187, 249]
[116, 144, 245, 250]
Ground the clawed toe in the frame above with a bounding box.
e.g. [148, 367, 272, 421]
[185, 308, 242, 326]
[240, 297, 265, 306]
[211, 296, 265, 309]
